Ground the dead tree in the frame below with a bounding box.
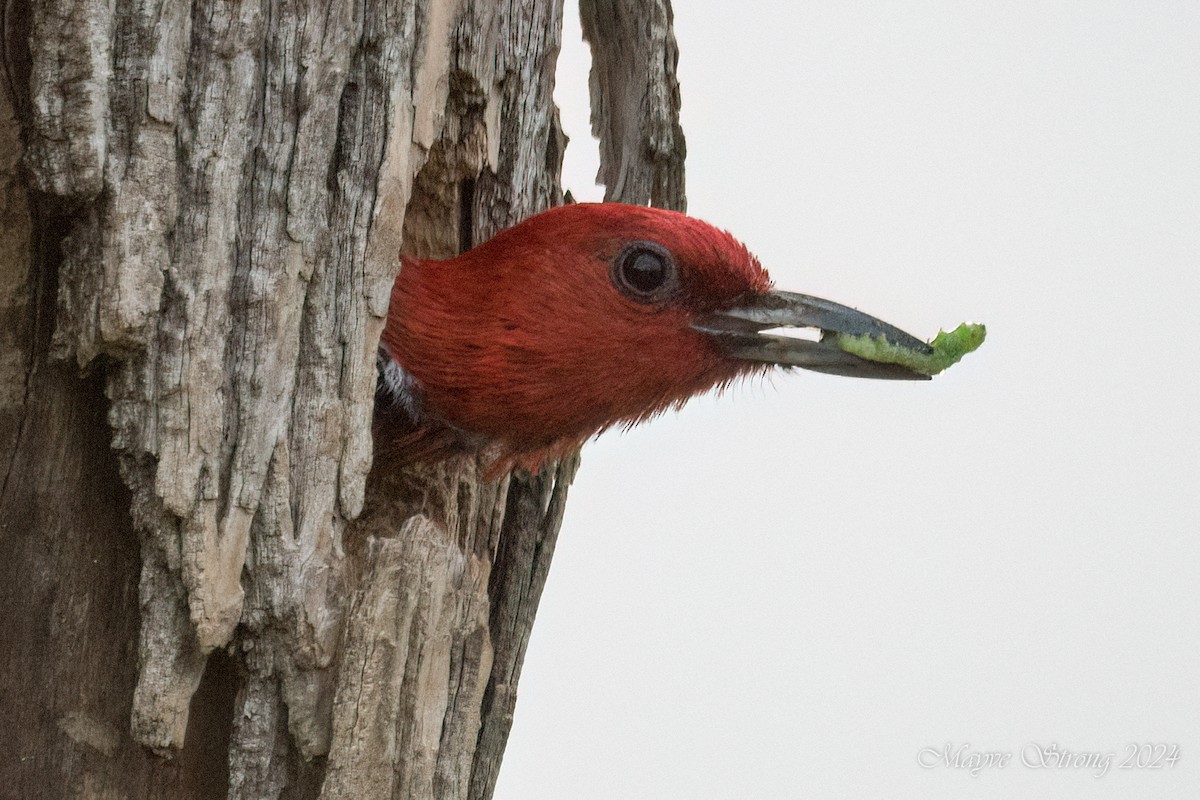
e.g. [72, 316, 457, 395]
[0, 0, 683, 796]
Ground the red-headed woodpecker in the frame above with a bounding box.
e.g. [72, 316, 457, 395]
[378, 203, 932, 473]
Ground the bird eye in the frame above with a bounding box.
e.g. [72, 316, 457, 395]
[612, 242, 677, 302]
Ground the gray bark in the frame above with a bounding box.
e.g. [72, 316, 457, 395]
[581, 0, 686, 210]
[0, 0, 684, 797]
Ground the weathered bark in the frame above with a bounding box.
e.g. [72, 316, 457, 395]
[0, 0, 684, 797]
[581, 0, 686, 210]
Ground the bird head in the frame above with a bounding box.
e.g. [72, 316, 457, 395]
[380, 203, 930, 471]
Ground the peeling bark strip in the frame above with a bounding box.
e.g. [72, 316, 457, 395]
[0, 0, 685, 797]
[24, 0, 112, 198]
[581, 0, 687, 211]
[469, 455, 580, 800]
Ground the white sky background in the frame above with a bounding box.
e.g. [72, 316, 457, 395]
[494, 3, 1199, 798]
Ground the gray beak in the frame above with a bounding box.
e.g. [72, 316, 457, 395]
[693, 290, 933, 380]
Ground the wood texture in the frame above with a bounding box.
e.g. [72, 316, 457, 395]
[0, 0, 685, 796]
[580, 0, 687, 210]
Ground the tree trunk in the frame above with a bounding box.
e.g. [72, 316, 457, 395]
[0, 0, 684, 796]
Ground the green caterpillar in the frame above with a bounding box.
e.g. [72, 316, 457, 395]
[837, 322, 987, 376]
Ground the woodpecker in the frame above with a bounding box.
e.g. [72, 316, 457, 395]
[378, 202, 932, 473]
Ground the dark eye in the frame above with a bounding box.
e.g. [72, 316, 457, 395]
[612, 242, 677, 302]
